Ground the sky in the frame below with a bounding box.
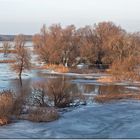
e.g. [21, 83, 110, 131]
[0, 0, 140, 34]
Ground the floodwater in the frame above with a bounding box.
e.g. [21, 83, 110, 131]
[1, 52, 140, 138]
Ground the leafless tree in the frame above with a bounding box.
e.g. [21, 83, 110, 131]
[11, 35, 31, 81]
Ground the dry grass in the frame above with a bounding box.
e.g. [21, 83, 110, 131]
[0, 59, 16, 63]
[110, 57, 140, 81]
[69, 68, 99, 74]
[0, 90, 15, 125]
[39, 64, 69, 73]
[28, 107, 59, 122]
[0, 49, 17, 54]
[97, 76, 116, 83]
[94, 93, 140, 103]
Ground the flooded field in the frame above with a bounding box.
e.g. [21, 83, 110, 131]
[1, 60, 140, 138]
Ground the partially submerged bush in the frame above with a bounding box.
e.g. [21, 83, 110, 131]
[94, 93, 140, 103]
[32, 78, 86, 108]
[28, 107, 59, 122]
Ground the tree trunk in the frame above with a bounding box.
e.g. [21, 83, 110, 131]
[19, 71, 22, 86]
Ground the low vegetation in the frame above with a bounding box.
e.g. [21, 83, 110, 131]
[0, 49, 16, 54]
[0, 89, 60, 125]
[110, 56, 140, 81]
[28, 107, 59, 122]
[97, 76, 115, 83]
[32, 78, 86, 108]
[0, 59, 15, 63]
[0, 90, 15, 125]
[39, 64, 69, 73]
[69, 68, 101, 74]
[94, 93, 140, 103]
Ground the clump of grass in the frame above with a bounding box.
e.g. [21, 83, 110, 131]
[28, 107, 59, 122]
[94, 93, 140, 103]
[39, 64, 69, 73]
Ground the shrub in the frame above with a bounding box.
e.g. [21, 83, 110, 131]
[32, 78, 86, 108]
[0, 90, 14, 117]
[12, 89, 30, 117]
[0, 90, 15, 125]
[31, 82, 49, 107]
[28, 107, 59, 122]
[110, 56, 140, 81]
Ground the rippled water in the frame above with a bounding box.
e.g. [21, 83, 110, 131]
[1, 62, 140, 138]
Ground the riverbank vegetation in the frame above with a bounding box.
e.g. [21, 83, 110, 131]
[33, 21, 140, 81]
[94, 93, 140, 103]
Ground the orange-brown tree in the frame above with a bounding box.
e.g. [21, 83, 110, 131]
[33, 24, 79, 67]
[11, 35, 31, 81]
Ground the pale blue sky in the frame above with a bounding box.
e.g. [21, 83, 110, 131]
[0, 0, 140, 34]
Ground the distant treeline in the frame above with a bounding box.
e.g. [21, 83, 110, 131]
[0, 35, 32, 41]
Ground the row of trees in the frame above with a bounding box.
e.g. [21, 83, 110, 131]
[2, 22, 140, 80]
[33, 22, 140, 68]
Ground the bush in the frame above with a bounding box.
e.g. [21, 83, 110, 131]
[31, 82, 49, 107]
[32, 78, 86, 108]
[12, 89, 30, 117]
[110, 56, 140, 81]
[0, 90, 15, 125]
[28, 107, 59, 122]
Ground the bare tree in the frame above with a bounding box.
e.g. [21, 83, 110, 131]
[33, 24, 79, 66]
[11, 35, 31, 81]
[32, 78, 85, 108]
